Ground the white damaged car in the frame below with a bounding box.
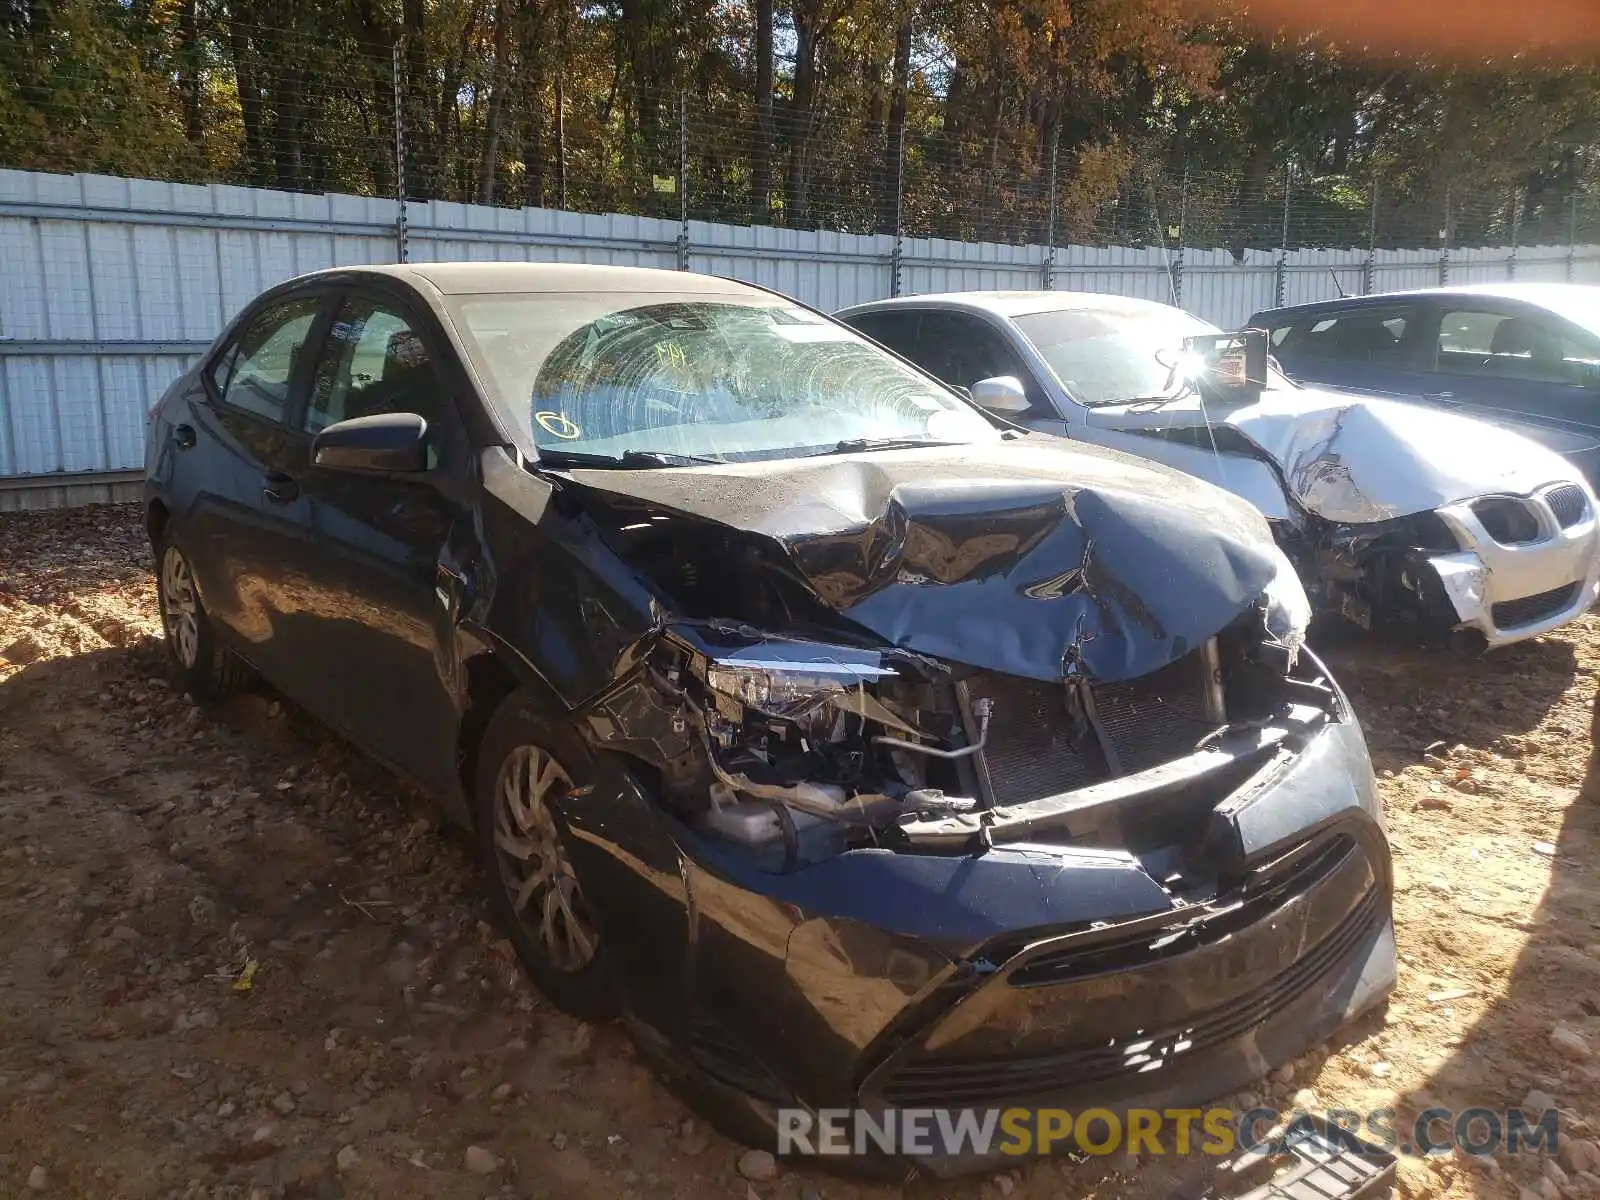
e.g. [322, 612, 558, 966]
[836, 291, 1600, 648]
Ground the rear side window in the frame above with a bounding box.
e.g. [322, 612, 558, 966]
[1436, 308, 1600, 386]
[1275, 310, 1410, 363]
[209, 296, 323, 421]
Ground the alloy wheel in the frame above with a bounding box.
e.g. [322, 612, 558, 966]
[492, 745, 599, 973]
[159, 545, 201, 669]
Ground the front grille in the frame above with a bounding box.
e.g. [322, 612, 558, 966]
[969, 647, 1221, 806]
[1546, 484, 1590, 529]
[877, 887, 1383, 1109]
[1008, 835, 1355, 987]
[1492, 582, 1579, 630]
[1472, 496, 1542, 545]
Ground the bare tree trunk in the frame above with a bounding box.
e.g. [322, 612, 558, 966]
[553, 74, 565, 206]
[518, 0, 548, 207]
[403, 0, 431, 197]
[178, 0, 204, 157]
[228, 13, 269, 187]
[785, 6, 819, 227]
[271, 64, 306, 190]
[751, 0, 773, 223]
[478, 0, 510, 203]
[350, 0, 396, 196]
[880, 5, 911, 234]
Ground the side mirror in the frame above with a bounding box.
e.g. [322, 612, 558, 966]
[312, 412, 430, 475]
[1181, 328, 1270, 396]
[969, 376, 1031, 414]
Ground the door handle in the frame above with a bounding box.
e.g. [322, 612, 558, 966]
[172, 423, 197, 450]
[262, 471, 300, 504]
[1424, 391, 1455, 401]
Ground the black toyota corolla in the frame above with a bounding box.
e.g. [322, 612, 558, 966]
[144, 262, 1394, 1174]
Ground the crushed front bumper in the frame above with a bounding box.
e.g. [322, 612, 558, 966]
[710, 714, 1396, 1177]
[1432, 485, 1600, 647]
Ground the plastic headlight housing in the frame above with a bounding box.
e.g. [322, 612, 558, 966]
[1262, 551, 1312, 663]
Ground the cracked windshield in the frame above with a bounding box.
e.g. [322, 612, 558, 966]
[452, 295, 999, 463]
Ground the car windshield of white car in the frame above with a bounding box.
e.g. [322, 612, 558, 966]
[449, 293, 1000, 464]
[1013, 306, 1288, 406]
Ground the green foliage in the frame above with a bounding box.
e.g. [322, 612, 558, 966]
[2, 0, 1598, 248]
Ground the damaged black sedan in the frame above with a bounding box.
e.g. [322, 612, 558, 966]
[143, 263, 1394, 1174]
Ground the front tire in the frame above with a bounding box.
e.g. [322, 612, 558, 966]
[155, 539, 251, 702]
[474, 692, 616, 1019]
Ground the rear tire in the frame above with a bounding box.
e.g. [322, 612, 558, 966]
[474, 691, 617, 1020]
[154, 538, 251, 702]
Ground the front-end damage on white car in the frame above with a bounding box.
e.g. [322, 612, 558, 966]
[1224, 390, 1600, 647]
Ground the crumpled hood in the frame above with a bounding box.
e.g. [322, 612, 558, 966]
[563, 438, 1284, 683]
[1223, 388, 1582, 524]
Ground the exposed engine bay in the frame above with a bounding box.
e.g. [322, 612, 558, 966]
[579, 503, 1334, 878]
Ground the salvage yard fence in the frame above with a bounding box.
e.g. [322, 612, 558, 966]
[2, 165, 1599, 509]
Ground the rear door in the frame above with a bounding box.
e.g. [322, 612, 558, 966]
[1265, 302, 1428, 398]
[275, 285, 472, 794]
[1418, 299, 1600, 484]
[184, 291, 329, 679]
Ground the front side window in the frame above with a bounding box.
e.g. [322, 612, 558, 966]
[845, 309, 921, 357]
[447, 293, 999, 463]
[210, 296, 322, 421]
[306, 298, 438, 432]
[1011, 305, 1275, 406]
[1279, 310, 1411, 363]
[1436, 308, 1600, 386]
[914, 313, 1032, 392]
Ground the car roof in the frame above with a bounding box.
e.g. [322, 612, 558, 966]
[285, 262, 765, 298]
[1251, 282, 1600, 322]
[836, 290, 1183, 321]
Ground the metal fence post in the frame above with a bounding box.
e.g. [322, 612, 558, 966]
[1439, 185, 1452, 286]
[392, 42, 408, 264]
[890, 114, 906, 297]
[1569, 190, 1580, 282]
[1507, 185, 1520, 281]
[1169, 168, 1188, 308]
[1364, 177, 1378, 295]
[676, 93, 690, 271]
[1042, 137, 1059, 289]
[1275, 164, 1291, 307]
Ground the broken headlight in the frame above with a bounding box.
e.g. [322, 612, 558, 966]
[1262, 550, 1312, 664]
[706, 656, 896, 721]
[699, 642, 923, 742]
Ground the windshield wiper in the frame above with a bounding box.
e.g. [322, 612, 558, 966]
[537, 447, 724, 469]
[825, 436, 964, 455]
[1080, 393, 1190, 412]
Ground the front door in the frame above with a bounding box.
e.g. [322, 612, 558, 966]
[274, 288, 470, 794]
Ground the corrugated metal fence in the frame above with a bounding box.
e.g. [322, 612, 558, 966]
[3, 167, 1599, 508]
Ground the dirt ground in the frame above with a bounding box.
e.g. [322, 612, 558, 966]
[1, 504, 1599, 1200]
